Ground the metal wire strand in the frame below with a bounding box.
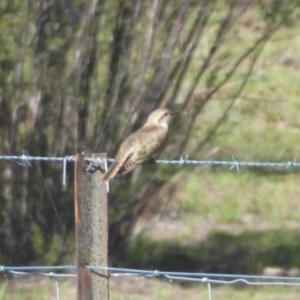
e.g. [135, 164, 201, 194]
[0, 155, 300, 169]
[2, 265, 300, 300]
[1, 266, 300, 286]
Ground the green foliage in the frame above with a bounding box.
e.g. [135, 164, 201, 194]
[31, 222, 69, 265]
[1, 0, 300, 267]
[30, 223, 44, 259]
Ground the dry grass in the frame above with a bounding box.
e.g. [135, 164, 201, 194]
[2, 276, 300, 300]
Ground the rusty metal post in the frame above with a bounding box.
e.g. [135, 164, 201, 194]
[74, 153, 109, 300]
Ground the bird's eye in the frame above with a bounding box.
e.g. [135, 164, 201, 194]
[164, 112, 168, 116]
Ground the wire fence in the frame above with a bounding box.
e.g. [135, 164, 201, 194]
[1, 153, 300, 299]
[1, 265, 300, 300]
[1, 153, 299, 187]
[1, 154, 300, 170]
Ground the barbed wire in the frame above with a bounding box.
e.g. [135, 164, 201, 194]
[2, 265, 300, 300]
[1, 154, 300, 299]
[0, 154, 299, 169]
[1, 154, 299, 188]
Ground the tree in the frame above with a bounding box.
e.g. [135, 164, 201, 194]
[0, 0, 298, 264]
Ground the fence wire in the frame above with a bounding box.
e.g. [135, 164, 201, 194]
[1, 265, 300, 300]
[0, 154, 300, 169]
[1, 154, 299, 188]
[1, 154, 300, 299]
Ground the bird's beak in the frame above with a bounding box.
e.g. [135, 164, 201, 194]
[171, 111, 180, 116]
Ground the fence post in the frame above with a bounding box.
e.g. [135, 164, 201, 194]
[74, 153, 109, 300]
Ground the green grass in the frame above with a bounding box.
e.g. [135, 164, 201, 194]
[127, 229, 300, 274]
[178, 169, 300, 223]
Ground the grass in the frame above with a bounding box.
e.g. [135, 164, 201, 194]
[2, 4, 300, 300]
[2, 277, 300, 300]
[0, 277, 75, 300]
[177, 169, 300, 223]
[127, 229, 300, 274]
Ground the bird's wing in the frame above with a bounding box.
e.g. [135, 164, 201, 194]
[118, 127, 167, 175]
[104, 126, 168, 178]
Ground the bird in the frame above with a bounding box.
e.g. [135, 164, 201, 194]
[102, 108, 177, 182]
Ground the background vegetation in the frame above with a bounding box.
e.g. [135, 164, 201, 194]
[1, 0, 300, 298]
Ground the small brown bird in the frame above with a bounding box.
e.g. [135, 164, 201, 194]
[102, 108, 177, 182]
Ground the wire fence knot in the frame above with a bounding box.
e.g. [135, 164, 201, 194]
[285, 158, 297, 169]
[22, 150, 32, 167]
[230, 155, 240, 173]
[180, 155, 189, 166]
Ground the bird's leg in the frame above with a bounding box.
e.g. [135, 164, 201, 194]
[85, 161, 106, 173]
[148, 157, 157, 164]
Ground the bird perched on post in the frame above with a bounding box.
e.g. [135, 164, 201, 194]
[102, 108, 178, 182]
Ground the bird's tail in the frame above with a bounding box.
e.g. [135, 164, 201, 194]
[102, 161, 122, 182]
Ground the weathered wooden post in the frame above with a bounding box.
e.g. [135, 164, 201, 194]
[74, 153, 109, 300]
